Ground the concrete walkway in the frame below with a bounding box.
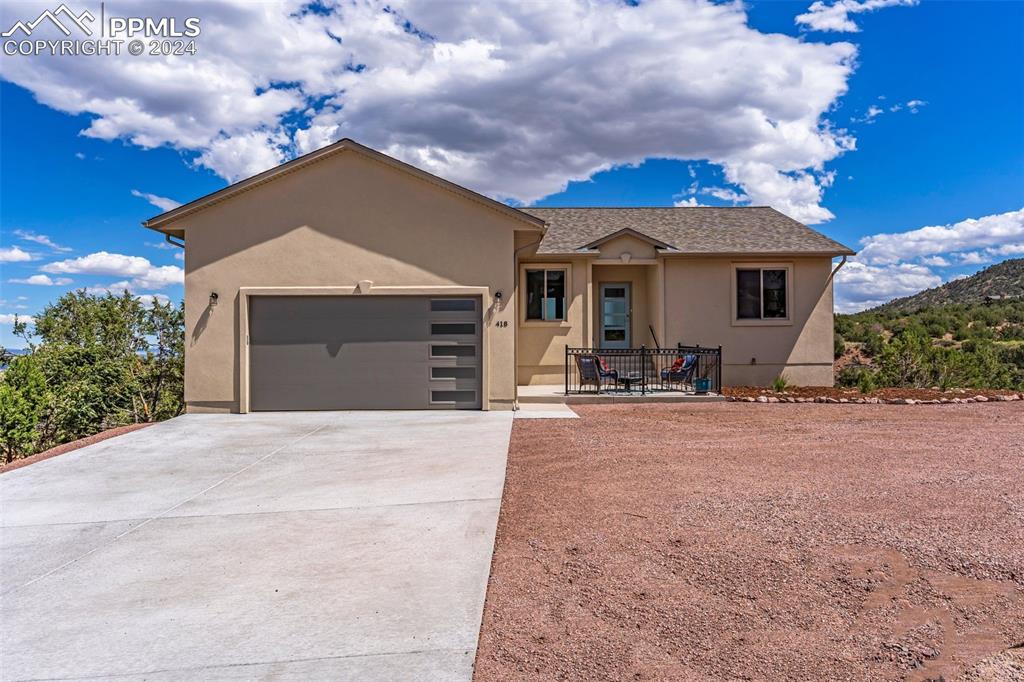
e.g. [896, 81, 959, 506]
[1, 411, 513, 681]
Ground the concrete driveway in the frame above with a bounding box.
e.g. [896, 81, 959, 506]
[1, 411, 513, 681]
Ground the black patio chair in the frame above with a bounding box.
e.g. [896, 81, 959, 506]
[660, 353, 697, 391]
[575, 353, 618, 393]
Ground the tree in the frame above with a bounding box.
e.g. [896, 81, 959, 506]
[0, 291, 184, 462]
[876, 331, 931, 387]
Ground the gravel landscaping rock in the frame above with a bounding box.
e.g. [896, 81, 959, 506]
[475, 402, 1024, 681]
[724, 386, 1022, 405]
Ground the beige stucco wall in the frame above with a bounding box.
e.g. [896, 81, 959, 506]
[591, 264, 658, 349]
[515, 249, 836, 387]
[516, 233, 667, 385]
[165, 149, 533, 412]
[663, 257, 836, 386]
[593, 234, 658, 261]
[515, 255, 589, 385]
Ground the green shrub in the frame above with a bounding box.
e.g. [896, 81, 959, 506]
[833, 333, 846, 359]
[837, 300, 1024, 391]
[856, 368, 877, 394]
[771, 375, 789, 392]
[0, 291, 184, 463]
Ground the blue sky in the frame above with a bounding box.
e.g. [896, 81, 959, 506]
[1, 0, 1022, 345]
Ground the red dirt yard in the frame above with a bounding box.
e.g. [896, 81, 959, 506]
[475, 402, 1024, 681]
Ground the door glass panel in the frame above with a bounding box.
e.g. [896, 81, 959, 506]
[430, 345, 476, 357]
[431, 298, 475, 312]
[603, 299, 626, 314]
[431, 367, 476, 380]
[600, 284, 630, 348]
[431, 390, 476, 403]
[431, 323, 476, 335]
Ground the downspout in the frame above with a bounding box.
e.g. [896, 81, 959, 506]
[829, 255, 847, 281]
[165, 233, 185, 249]
[512, 233, 545, 411]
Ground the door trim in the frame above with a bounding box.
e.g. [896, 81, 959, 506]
[238, 286, 492, 413]
[599, 282, 631, 349]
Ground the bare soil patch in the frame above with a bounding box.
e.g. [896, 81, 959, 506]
[1, 423, 154, 474]
[475, 403, 1024, 681]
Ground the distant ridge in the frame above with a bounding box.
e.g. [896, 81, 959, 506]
[871, 258, 1024, 313]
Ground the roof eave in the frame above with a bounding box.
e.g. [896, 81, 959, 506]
[537, 248, 857, 257]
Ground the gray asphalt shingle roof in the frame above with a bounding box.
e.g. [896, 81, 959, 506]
[520, 207, 855, 256]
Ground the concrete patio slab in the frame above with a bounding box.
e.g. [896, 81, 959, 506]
[513, 404, 580, 419]
[517, 384, 725, 404]
[1, 411, 512, 682]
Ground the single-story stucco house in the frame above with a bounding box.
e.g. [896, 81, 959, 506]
[142, 139, 855, 413]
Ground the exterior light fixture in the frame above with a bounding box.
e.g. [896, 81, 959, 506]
[210, 292, 219, 306]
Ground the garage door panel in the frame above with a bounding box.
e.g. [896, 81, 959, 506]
[249, 296, 481, 411]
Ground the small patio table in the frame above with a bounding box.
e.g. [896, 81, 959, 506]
[618, 372, 645, 392]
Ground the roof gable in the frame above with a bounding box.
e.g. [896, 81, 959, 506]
[581, 227, 678, 252]
[143, 138, 546, 233]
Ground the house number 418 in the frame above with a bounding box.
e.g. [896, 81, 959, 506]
[495, 320, 509, 328]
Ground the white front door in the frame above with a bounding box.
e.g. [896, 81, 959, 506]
[600, 283, 631, 349]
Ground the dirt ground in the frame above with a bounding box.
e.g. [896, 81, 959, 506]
[475, 403, 1024, 681]
[0, 423, 153, 474]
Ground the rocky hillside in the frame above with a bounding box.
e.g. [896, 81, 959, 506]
[873, 258, 1023, 313]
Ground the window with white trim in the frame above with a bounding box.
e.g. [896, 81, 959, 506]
[736, 267, 788, 320]
[525, 268, 566, 321]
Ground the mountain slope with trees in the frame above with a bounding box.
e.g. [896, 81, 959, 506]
[834, 259, 1024, 391]
[873, 258, 1023, 313]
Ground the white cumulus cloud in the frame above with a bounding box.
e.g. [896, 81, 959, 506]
[703, 186, 749, 203]
[0, 0, 862, 223]
[673, 197, 707, 207]
[835, 208, 1024, 312]
[41, 251, 184, 289]
[136, 293, 172, 308]
[796, 0, 918, 33]
[131, 190, 183, 212]
[835, 261, 942, 312]
[0, 246, 33, 262]
[856, 208, 1024, 265]
[0, 313, 34, 325]
[85, 284, 171, 307]
[14, 229, 71, 252]
[8, 274, 73, 286]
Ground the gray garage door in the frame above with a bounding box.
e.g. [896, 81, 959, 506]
[249, 296, 482, 411]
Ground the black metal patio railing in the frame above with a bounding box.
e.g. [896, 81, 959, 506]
[564, 344, 722, 395]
